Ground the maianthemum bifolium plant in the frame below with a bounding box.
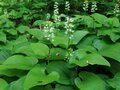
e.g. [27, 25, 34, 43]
[0, 0, 120, 90]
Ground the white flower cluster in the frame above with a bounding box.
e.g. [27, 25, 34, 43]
[64, 16, 74, 39]
[65, 48, 74, 60]
[65, 1, 70, 11]
[46, 13, 51, 20]
[53, 2, 60, 22]
[91, 1, 98, 12]
[65, 52, 73, 60]
[83, 0, 89, 11]
[113, 3, 120, 16]
[43, 22, 55, 41]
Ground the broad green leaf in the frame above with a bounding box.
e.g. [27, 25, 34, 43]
[12, 36, 29, 51]
[0, 49, 12, 64]
[30, 43, 49, 59]
[4, 76, 25, 90]
[77, 35, 97, 48]
[107, 72, 120, 90]
[14, 36, 28, 44]
[17, 25, 30, 33]
[1, 41, 14, 50]
[32, 2, 47, 8]
[93, 39, 120, 62]
[15, 42, 49, 59]
[3, 55, 38, 70]
[52, 32, 69, 48]
[0, 78, 8, 90]
[81, 15, 102, 28]
[24, 64, 59, 90]
[97, 29, 120, 42]
[70, 30, 89, 45]
[27, 28, 44, 40]
[46, 61, 76, 85]
[0, 31, 6, 43]
[4, 28, 17, 35]
[47, 48, 67, 60]
[8, 10, 22, 18]
[0, 65, 25, 76]
[75, 71, 107, 90]
[82, 16, 94, 27]
[91, 13, 108, 26]
[4, 19, 15, 28]
[55, 85, 74, 90]
[69, 48, 110, 67]
[33, 20, 45, 26]
[108, 17, 120, 27]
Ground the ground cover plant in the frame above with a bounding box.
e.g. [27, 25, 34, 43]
[0, 0, 120, 90]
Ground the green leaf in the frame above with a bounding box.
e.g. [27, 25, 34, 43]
[4, 28, 17, 35]
[24, 64, 59, 90]
[75, 71, 107, 90]
[32, 2, 47, 8]
[5, 76, 25, 90]
[97, 29, 120, 42]
[12, 36, 29, 51]
[93, 39, 120, 62]
[0, 31, 6, 43]
[47, 48, 67, 60]
[3, 55, 38, 70]
[77, 35, 97, 48]
[82, 16, 94, 27]
[52, 32, 69, 48]
[30, 43, 49, 59]
[108, 17, 120, 27]
[81, 15, 102, 28]
[46, 61, 76, 85]
[70, 30, 89, 45]
[33, 20, 45, 26]
[17, 25, 30, 33]
[0, 65, 26, 76]
[27, 28, 44, 40]
[107, 72, 120, 90]
[0, 49, 12, 64]
[69, 48, 110, 67]
[14, 36, 28, 44]
[55, 85, 74, 90]
[0, 78, 8, 90]
[91, 13, 108, 26]
[15, 42, 49, 59]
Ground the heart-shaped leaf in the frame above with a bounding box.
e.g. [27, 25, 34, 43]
[24, 64, 59, 90]
[46, 61, 76, 85]
[94, 39, 120, 62]
[3, 55, 38, 70]
[75, 71, 107, 90]
[69, 48, 110, 67]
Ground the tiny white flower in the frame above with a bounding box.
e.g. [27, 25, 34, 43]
[64, 16, 74, 40]
[65, 1, 70, 11]
[53, 2, 61, 23]
[47, 37, 50, 40]
[43, 22, 55, 41]
[91, 1, 98, 12]
[83, 0, 89, 11]
[86, 60, 89, 63]
[113, 3, 120, 16]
